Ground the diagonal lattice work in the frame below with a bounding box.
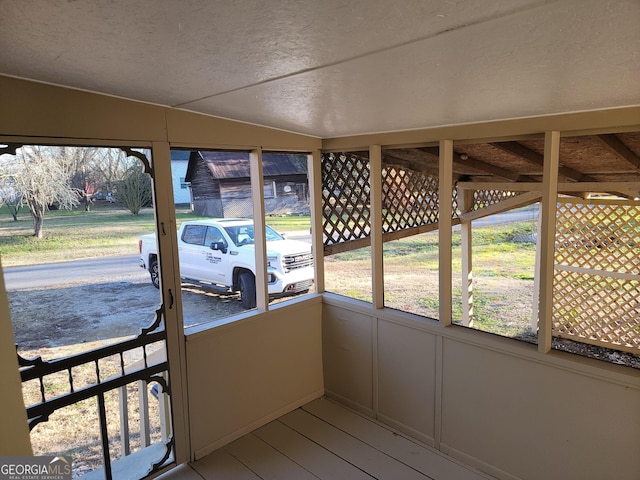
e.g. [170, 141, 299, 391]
[555, 200, 640, 274]
[322, 152, 371, 247]
[322, 152, 522, 252]
[473, 189, 522, 210]
[382, 167, 439, 232]
[553, 198, 640, 353]
[552, 270, 640, 353]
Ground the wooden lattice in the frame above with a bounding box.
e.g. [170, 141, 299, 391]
[553, 270, 640, 352]
[322, 152, 371, 247]
[555, 200, 640, 274]
[473, 189, 521, 210]
[322, 153, 523, 253]
[553, 199, 640, 353]
[382, 167, 438, 232]
[452, 188, 460, 219]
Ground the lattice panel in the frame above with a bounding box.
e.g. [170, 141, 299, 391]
[552, 270, 640, 352]
[553, 198, 640, 353]
[452, 187, 460, 219]
[473, 189, 520, 209]
[382, 167, 439, 233]
[322, 155, 523, 248]
[322, 152, 371, 246]
[555, 200, 640, 274]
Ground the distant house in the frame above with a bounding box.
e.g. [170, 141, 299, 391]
[185, 151, 309, 217]
[170, 150, 192, 205]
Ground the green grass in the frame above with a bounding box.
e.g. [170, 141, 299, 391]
[0, 206, 154, 265]
[379, 224, 537, 279]
[0, 206, 311, 266]
[325, 221, 538, 338]
[265, 214, 311, 232]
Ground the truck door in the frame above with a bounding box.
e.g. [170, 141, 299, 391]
[179, 224, 207, 280]
[195, 226, 229, 285]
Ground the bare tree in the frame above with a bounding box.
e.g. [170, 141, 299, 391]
[91, 149, 137, 194]
[117, 165, 152, 215]
[66, 146, 100, 211]
[0, 146, 79, 238]
[0, 179, 23, 220]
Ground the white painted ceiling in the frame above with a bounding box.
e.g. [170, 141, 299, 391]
[1, 0, 639, 138]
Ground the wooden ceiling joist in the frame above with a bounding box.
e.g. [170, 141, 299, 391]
[419, 146, 538, 183]
[597, 134, 640, 170]
[491, 141, 595, 182]
[382, 150, 443, 179]
[324, 133, 640, 199]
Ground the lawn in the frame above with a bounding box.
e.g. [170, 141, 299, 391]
[0, 204, 158, 266]
[0, 204, 310, 266]
[324, 221, 539, 337]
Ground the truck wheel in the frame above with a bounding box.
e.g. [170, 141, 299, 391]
[239, 271, 256, 309]
[150, 258, 160, 289]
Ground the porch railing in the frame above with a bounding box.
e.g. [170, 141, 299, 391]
[18, 307, 173, 479]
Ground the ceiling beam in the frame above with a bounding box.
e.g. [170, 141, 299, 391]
[491, 141, 596, 182]
[420, 146, 537, 182]
[597, 134, 640, 170]
[382, 151, 444, 179]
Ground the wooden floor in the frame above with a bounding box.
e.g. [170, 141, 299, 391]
[161, 398, 494, 480]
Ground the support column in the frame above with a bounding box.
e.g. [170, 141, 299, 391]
[150, 141, 189, 464]
[459, 188, 474, 327]
[439, 140, 454, 326]
[370, 145, 384, 309]
[250, 148, 268, 311]
[0, 257, 32, 456]
[538, 131, 560, 352]
[531, 210, 543, 332]
[309, 150, 325, 293]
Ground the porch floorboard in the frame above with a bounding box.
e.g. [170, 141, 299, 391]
[182, 397, 495, 480]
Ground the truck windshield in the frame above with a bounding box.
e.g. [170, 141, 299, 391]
[223, 224, 284, 246]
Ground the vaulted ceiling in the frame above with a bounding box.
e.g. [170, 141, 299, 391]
[1, 0, 638, 139]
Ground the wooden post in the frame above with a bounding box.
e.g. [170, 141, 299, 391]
[250, 148, 268, 311]
[159, 374, 171, 441]
[309, 150, 325, 293]
[459, 188, 474, 327]
[150, 141, 189, 464]
[370, 145, 384, 309]
[531, 209, 543, 332]
[118, 386, 130, 456]
[538, 131, 560, 353]
[439, 140, 454, 326]
[138, 380, 150, 448]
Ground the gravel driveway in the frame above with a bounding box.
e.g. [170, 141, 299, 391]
[8, 277, 247, 351]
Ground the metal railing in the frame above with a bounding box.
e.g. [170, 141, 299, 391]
[18, 306, 173, 479]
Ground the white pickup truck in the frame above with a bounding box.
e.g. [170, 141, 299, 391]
[139, 218, 314, 308]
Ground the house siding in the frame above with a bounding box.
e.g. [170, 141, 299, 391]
[188, 153, 310, 218]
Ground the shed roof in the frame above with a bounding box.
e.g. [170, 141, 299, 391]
[194, 152, 307, 180]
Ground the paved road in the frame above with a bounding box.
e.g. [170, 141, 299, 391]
[3, 232, 313, 291]
[3, 254, 146, 290]
[469, 205, 539, 227]
[3, 211, 534, 291]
